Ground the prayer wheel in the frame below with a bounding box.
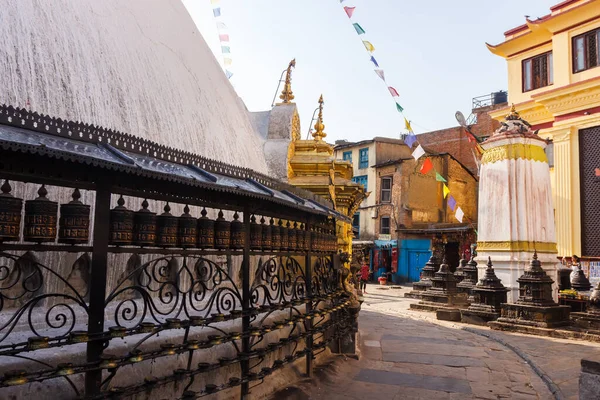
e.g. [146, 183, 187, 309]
[279, 220, 288, 251]
[178, 205, 197, 248]
[58, 188, 90, 244]
[133, 199, 157, 247]
[287, 221, 296, 251]
[214, 210, 230, 249]
[156, 203, 177, 248]
[230, 212, 244, 250]
[197, 208, 215, 249]
[250, 215, 262, 250]
[109, 195, 133, 246]
[261, 216, 272, 251]
[270, 217, 280, 251]
[24, 185, 57, 243]
[0, 180, 22, 243]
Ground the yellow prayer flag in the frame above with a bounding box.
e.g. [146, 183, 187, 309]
[404, 117, 413, 132]
[443, 184, 450, 199]
[224, 58, 232, 66]
[211, 0, 220, 4]
[362, 40, 375, 52]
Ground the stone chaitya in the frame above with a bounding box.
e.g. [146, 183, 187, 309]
[570, 256, 592, 291]
[404, 254, 439, 299]
[461, 257, 509, 325]
[410, 256, 468, 312]
[490, 251, 570, 330]
[456, 252, 478, 303]
[454, 253, 467, 283]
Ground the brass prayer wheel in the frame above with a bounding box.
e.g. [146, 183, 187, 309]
[230, 211, 244, 250]
[133, 199, 157, 247]
[178, 205, 197, 248]
[287, 221, 297, 251]
[261, 216, 272, 251]
[270, 217, 280, 251]
[279, 220, 288, 251]
[214, 210, 230, 249]
[58, 188, 90, 244]
[250, 215, 262, 250]
[197, 208, 215, 249]
[297, 223, 305, 252]
[0, 180, 22, 243]
[310, 226, 318, 252]
[24, 185, 57, 243]
[109, 195, 133, 246]
[157, 203, 177, 248]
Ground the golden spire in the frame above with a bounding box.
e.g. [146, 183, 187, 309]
[312, 95, 327, 141]
[279, 59, 296, 104]
[506, 103, 520, 120]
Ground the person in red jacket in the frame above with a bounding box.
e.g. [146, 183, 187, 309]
[359, 262, 370, 294]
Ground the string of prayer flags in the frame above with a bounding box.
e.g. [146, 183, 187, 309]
[396, 103, 404, 113]
[363, 41, 375, 52]
[370, 56, 379, 68]
[344, 6, 356, 18]
[420, 158, 433, 174]
[404, 132, 416, 148]
[455, 207, 465, 223]
[412, 145, 425, 160]
[388, 87, 399, 97]
[213, 3, 233, 80]
[443, 184, 450, 199]
[447, 195, 457, 211]
[375, 70, 385, 81]
[404, 117, 412, 132]
[353, 23, 366, 35]
[435, 172, 447, 183]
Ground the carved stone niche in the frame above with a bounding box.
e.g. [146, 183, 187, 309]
[66, 253, 91, 302]
[2, 251, 44, 309]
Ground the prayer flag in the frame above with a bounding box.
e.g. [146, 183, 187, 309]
[435, 172, 447, 183]
[344, 6, 355, 18]
[396, 102, 404, 113]
[225, 70, 233, 79]
[353, 23, 366, 35]
[420, 158, 433, 174]
[224, 57, 232, 66]
[443, 184, 450, 199]
[455, 207, 464, 223]
[412, 145, 425, 160]
[447, 195, 457, 211]
[363, 40, 375, 52]
[388, 86, 399, 97]
[404, 132, 416, 148]
[375, 69, 385, 81]
[475, 229, 479, 236]
[221, 46, 231, 54]
[404, 117, 412, 132]
[219, 34, 230, 42]
[370, 56, 379, 68]
[213, 7, 221, 17]
[216, 22, 227, 30]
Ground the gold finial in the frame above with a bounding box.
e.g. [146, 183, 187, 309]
[279, 59, 296, 104]
[312, 95, 326, 141]
[506, 103, 520, 120]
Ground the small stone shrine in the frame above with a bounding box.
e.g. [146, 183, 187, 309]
[457, 252, 479, 302]
[404, 255, 439, 299]
[490, 251, 570, 330]
[454, 253, 467, 284]
[571, 282, 600, 330]
[461, 257, 509, 325]
[570, 256, 592, 291]
[410, 257, 468, 312]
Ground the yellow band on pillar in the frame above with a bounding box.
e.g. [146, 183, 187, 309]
[476, 241, 557, 253]
[481, 144, 547, 165]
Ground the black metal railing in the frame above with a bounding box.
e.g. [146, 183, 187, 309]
[471, 91, 508, 110]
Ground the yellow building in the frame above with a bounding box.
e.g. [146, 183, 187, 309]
[487, 0, 600, 257]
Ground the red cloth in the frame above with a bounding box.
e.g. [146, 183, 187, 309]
[360, 264, 370, 281]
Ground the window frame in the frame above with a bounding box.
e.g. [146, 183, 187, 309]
[380, 216, 391, 235]
[380, 176, 392, 203]
[352, 175, 368, 190]
[359, 148, 369, 169]
[342, 151, 352, 163]
[352, 213, 360, 236]
[522, 51, 553, 92]
[572, 27, 600, 73]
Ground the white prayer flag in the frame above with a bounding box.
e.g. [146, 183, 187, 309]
[455, 207, 464, 223]
[375, 69, 385, 81]
[412, 145, 425, 160]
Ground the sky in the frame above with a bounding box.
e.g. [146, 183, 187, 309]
[182, 0, 558, 143]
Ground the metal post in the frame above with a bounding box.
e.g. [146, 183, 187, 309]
[85, 183, 111, 395]
[304, 219, 313, 377]
[240, 207, 251, 400]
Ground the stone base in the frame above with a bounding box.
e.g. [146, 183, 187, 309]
[436, 308, 461, 322]
[580, 358, 600, 400]
[460, 308, 500, 326]
[410, 292, 469, 313]
[494, 303, 571, 328]
[489, 321, 600, 343]
[412, 281, 431, 291]
[403, 291, 423, 299]
[571, 312, 600, 330]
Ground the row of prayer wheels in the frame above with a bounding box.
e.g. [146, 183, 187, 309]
[0, 181, 337, 252]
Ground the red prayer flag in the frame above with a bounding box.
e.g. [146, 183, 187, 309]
[219, 34, 230, 42]
[420, 158, 433, 174]
[388, 86, 399, 97]
[344, 6, 355, 18]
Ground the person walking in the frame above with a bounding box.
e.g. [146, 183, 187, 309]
[360, 261, 370, 294]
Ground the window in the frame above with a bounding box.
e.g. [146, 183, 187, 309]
[359, 148, 369, 169]
[343, 151, 352, 162]
[573, 28, 600, 73]
[545, 141, 554, 168]
[381, 177, 392, 203]
[352, 175, 368, 190]
[380, 216, 391, 235]
[352, 213, 360, 236]
[522, 52, 553, 92]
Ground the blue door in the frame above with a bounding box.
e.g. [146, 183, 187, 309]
[408, 250, 430, 282]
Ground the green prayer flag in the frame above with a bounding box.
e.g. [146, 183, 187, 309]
[396, 102, 404, 113]
[353, 23, 365, 35]
[435, 172, 447, 183]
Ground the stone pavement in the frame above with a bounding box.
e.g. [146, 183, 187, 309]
[271, 285, 600, 399]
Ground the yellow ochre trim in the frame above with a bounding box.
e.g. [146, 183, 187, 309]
[476, 241, 557, 253]
[481, 143, 547, 165]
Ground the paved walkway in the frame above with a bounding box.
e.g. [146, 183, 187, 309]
[272, 285, 600, 400]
